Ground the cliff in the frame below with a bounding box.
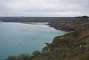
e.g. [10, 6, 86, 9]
[7, 16, 89, 60]
[49, 16, 89, 31]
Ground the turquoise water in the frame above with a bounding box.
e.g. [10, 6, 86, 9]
[0, 22, 65, 60]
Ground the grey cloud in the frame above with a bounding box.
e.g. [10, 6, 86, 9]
[0, 0, 89, 17]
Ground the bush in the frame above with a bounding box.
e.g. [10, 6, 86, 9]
[32, 51, 41, 56]
[71, 31, 80, 37]
[6, 56, 17, 60]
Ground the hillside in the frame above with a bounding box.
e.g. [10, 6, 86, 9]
[7, 17, 89, 60]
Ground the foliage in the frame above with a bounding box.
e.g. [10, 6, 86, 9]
[32, 51, 41, 56]
[71, 31, 80, 37]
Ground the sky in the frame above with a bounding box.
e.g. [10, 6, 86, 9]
[0, 0, 89, 17]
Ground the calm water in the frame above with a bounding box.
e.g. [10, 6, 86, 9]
[0, 22, 65, 60]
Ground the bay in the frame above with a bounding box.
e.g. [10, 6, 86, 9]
[0, 22, 65, 60]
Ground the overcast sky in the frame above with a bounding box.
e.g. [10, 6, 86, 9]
[0, 0, 89, 17]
